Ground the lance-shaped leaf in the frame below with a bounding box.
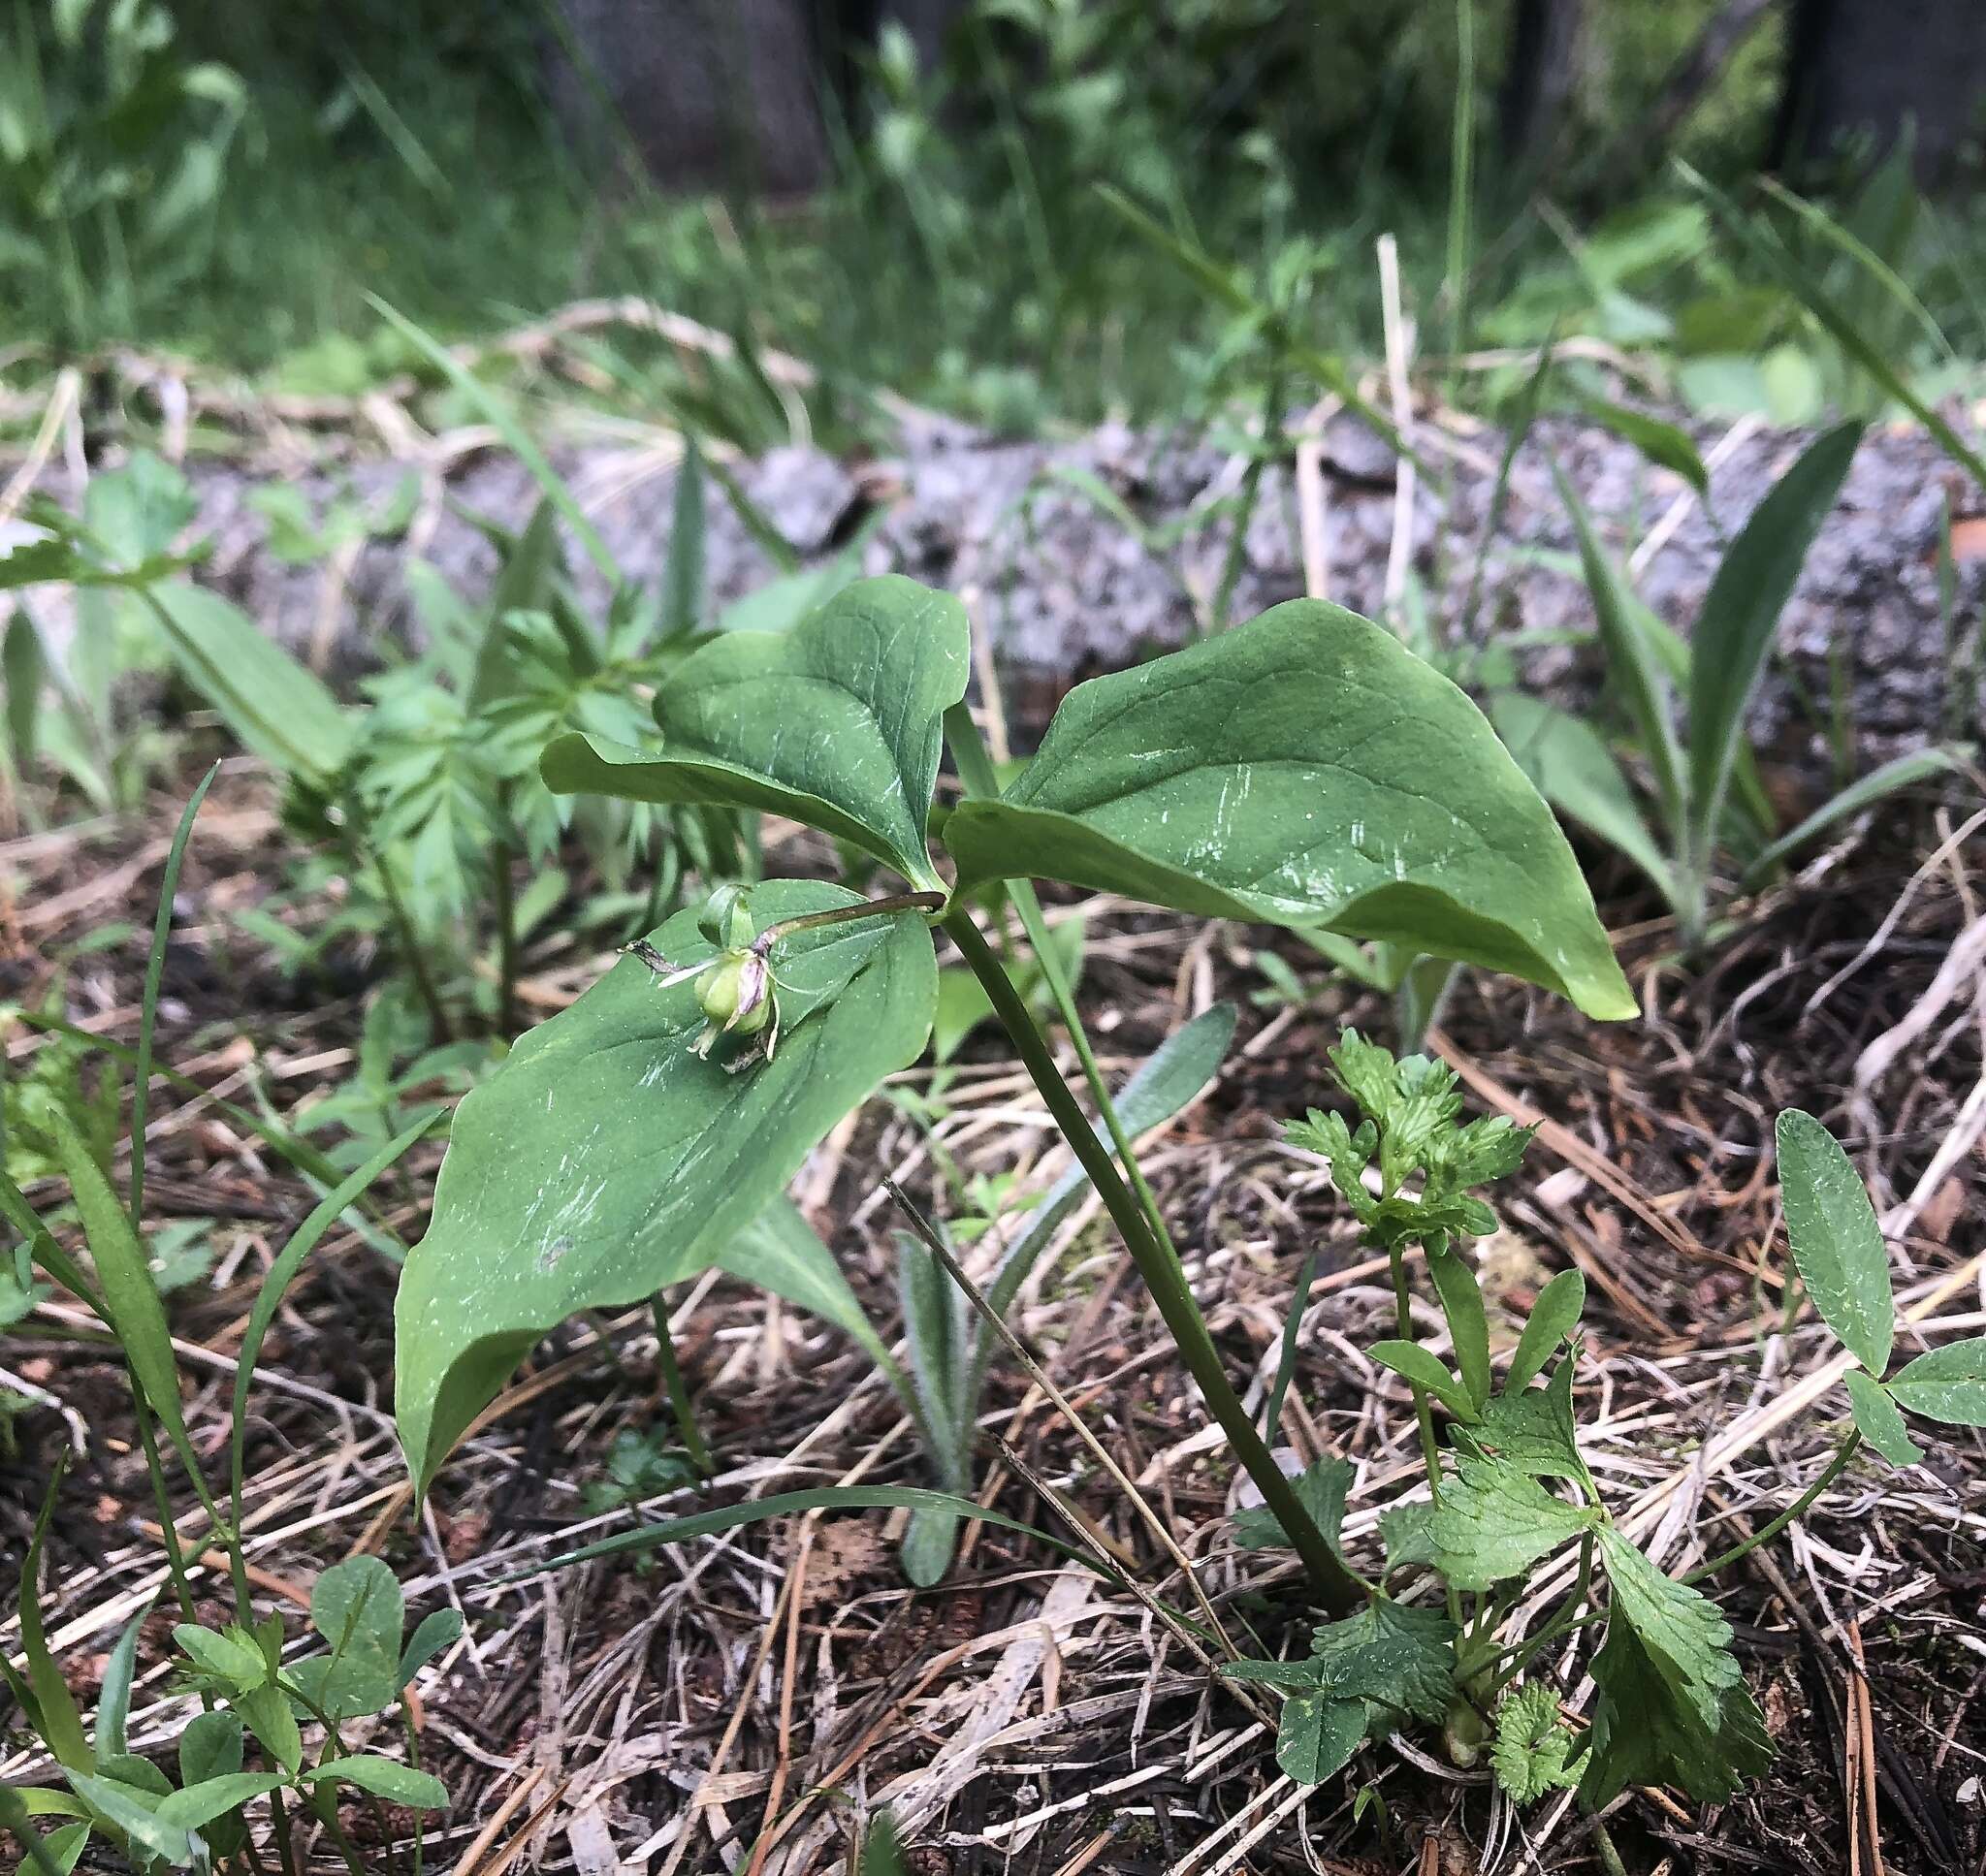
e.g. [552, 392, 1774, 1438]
[542, 576, 969, 893]
[1888, 1338, 1986, 1426]
[395, 881, 937, 1495]
[944, 601, 1635, 1020]
[1844, 1370, 1924, 1466]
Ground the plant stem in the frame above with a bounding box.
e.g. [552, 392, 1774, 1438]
[1388, 1242, 1462, 1626]
[755, 891, 947, 951]
[341, 795, 454, 1042]
[652, 1296, 713, 1478]
[1683, 1431, 1860, 1585]
[943, 905, 1361, 1614]
[492, 797, 518, 1038]
[1489, 1529, 1594, 1695]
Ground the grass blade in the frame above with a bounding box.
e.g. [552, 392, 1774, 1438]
[18, 1468, 91, 1774]
[131, 763, 218, 1230]
[1742, 747, 1960, 885]
[1263, 1250, 1318, 1438]
[1687, 422, 1863, 864]
[661, 432, 707, 637]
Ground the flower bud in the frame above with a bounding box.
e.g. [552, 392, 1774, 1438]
[697, 885, 757, 953]
[694, 949, 772, 1036]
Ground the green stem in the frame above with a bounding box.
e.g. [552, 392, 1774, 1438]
[653, 1296, 713, 1478]
[1490, 1529, 1594, 1695]
[1389, 1242, 1461, 1627]
[943, 905, 1361, 1614]
[755, 891, 946, 952]
[1683, 1431, 1859, 1586]
[340, 796, 454, 1043]
[133, 1405, 203, 1627]
[492, 801, 519, 1039]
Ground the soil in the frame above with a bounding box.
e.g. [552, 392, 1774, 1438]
[2, 766, 1982, 1875]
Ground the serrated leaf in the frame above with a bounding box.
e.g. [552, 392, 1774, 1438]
[1222, 1656, 1326, 1691]
[543, 576, 969, 891]
[1425, 1457, 1599, 1591]
[1310, 1600, 1457, 1724]
[1428, 1247, 1491, 1413]
[1491, 1680, 1581, 1804]
[394, 880, 938, 1496]
[1276, 1692, 1367, 1785]
[1507, 1269, 1585, 1392]
[1469, 1361, 1585, 1481]
[1369, 1341, 1479, 1422]
[943, 601, 1636, 1021]
[1380, 1501, 1437, 1576]
[1581, 1527, 1771, 1806]
[1776, 1109, 1893, 1376]
[1844, 1370, 1924, 1466]
[1888, 1338, 1986, 1427]
[1233, 1456, 1353, 1553]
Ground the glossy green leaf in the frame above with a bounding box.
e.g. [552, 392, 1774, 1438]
[1425, 1457, 1598, 1590]
[1428, 1247, 1491, 1414]
[173, 1626, 267, 1691]
[1489, 693, 1678, 906]
[543, 576, 969, 892]
[1369, 1340, 1479, 1423]
[1507, 1269, 1586, 1393]
[152, 1774, 283, 1834]
[61, 1775, 197, 1867]
[233, 1684, 302, 1777]
[177, 1712, 243, 1789]
[1888, 1338, 1986, 1426]
[944, 601, 1634, 1020]
[1276, 1692, 1367, 1785]
[1844, 1370, 1923, 1466]
[304, 1758, 448, 1810]
[1776, 1109, 1893, 1376]
[143, 586, 353, 782]
[395, 880, 937, 1495]
[1687, 424, 1863, 854]
[1310, 1600, 1457, 1724]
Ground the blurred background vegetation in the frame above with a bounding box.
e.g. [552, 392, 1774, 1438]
[2, 0, 1980, 436]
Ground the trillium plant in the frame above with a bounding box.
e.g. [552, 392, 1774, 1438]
[382, 573, 1948, 1808]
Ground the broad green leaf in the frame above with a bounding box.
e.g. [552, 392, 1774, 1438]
[395, 880, 937, 1495]
[153, 1774, 283, 1833]
[1222, 1656, 1325, 1691]
[1276, 1692, 1367, 1785]
[1844, 1370, 1924, 1466]
[1581, 1527, 1771, 1805]
[144, 586, 354, 782]
[177, 1712, 243, 1788]
[304, 1758, 448, 1810]
[1554, 466, 1686, 838]
[398, 1608, 465, 1693]
[1233, 1456, 1353, 1553]
[1579, 397, 1711, 496]
[1380, 1502, 1437, 1575]
[1428, 1247, 1491, 1413]
[234, 1684, 302, 1776]
[1468, 1363, 1586, 1481]
[944, 601, 1634, 1020]
[1489, 693, 1678, 907]
[1369, 1341, 1479, 1423]
[718, 1195, 901, 1387]
[543, 576, 969, 892]
[1888, 1338, 1986, 1426]
[1425, 1457, 1598, 1590]
[1776, 1109, 1893, 1376]
[288, 1557, 401, 1721]
[1507, 1269, 1586, 1392]
[48, 1116, 200, 1479]
[1310, 1600, 1457, 1725]
[1687, 425, 1863, 854]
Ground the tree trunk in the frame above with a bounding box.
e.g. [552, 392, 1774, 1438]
[1774, 0, 1986, 181]
[548, 0, 830, 196]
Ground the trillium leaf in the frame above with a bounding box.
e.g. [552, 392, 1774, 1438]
[394, 881, 938, 1496]
[1843, 1370, 1924, 1466]
[1887, 1338, 1986, 1427]
[541, 575, 969, 892]
[1776, 1109, 1894, 1377]
[944, 600, 1635, 1020]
